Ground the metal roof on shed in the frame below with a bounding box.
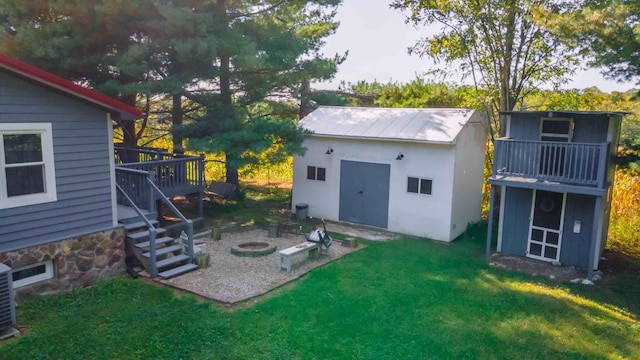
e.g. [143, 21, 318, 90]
[299, 106, 476, 144]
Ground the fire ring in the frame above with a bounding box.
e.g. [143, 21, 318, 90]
[230, 242, 277, 257]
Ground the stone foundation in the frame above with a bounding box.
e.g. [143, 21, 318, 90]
[0, 227, 126, 301]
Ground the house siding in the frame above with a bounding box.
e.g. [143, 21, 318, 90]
[500, 187, 532, 256]
[0, 71, 115, 252]
[501, 189, 599, 267]
[560, 194, 596, 267]
[508, 113, 540, 140]
[572, 114, 609, 143]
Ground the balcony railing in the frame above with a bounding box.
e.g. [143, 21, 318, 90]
[492, 138, 609, 187]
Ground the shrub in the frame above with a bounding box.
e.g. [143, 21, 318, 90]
[608, 169, 640, 256]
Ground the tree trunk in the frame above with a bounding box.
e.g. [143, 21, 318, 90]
[217, 0, 238, 188]
[299, 78, 313, 119]
[120, 120, 137, 147]
[225, 154, 239, 188]
[171, 93, 184, 154]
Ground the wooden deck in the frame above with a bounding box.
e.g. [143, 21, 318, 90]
[114, 146, 205, 216]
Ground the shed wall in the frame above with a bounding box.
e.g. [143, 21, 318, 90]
[292, 136, 456, 241]
[508, 112, 611, 144]
[450, 118, 487, 240]
[560, 193, 595, 267]
[0, 71, 115, 252]
[500, 187, 532, 256]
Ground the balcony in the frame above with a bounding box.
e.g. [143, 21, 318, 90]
[490, 138, 610, 192]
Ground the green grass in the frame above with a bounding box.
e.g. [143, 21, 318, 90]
[1, 225, 638, 359]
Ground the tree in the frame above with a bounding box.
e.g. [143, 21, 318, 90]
[0, 0, 216, 149]
[549, 0, 640, 83]
[1, 0, 343, 188]
[181, 0, 343, 188]
[391, 0, 579, 138]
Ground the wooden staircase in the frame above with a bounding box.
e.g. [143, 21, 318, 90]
[120, 214, 198, 279]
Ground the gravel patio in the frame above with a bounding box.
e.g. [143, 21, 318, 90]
[156, 226, 369, 304]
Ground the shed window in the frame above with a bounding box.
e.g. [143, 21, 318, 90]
[541, 117, 573, 142]
[407, 177, 432, 195]
[0, 123, 57, 209]
[307, 166, 326, 181]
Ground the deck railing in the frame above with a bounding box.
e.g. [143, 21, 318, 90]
[114, 146, 204, 198]
[114, 145, 188, 163]
[493, 138, 609, 187]
[115, 167, 155, 212]
[115, 167, 194, 278]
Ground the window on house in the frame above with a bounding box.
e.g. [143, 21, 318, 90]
[407, 177, 432, 195]
[540, 117, 573, 142]
[12, 260, 54, 288]
[307, 166, 326, 181]
[0, 123, 57, 209]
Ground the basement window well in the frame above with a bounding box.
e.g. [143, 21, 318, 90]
[12, 260, 54, 288]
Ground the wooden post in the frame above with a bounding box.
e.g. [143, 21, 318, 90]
[486, 186, 496, 262]
[211, 227, 222, 241]
[587, 196, 603, 281]
[195, 254, 210, 269]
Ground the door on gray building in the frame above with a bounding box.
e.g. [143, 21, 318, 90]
[339, 160, 390, 228]
[527, 190, 566, 262]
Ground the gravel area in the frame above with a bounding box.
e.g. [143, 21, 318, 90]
[158, 228, 362, 304]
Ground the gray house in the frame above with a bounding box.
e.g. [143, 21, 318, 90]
[486, 111, 625, 280]
[0, 54, 140, 298]
[0, 54, 201, 299]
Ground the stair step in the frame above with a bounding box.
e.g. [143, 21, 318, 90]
[122, 220, 159, 231]
[127, 228, 167, 241]
[158, 263, 199, 279]
[156, 254, 190, 269]
[134, 236, 175, 249]
[142, 244, 183, 258]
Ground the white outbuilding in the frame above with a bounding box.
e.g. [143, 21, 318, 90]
[291, 106, 487, 242]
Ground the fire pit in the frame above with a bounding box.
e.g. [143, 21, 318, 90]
[230, 241, 277, 257]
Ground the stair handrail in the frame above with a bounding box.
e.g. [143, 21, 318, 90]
[144, 178, 194, 264]
[115, 183, 158, 277]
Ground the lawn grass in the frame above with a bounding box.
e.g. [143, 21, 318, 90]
[1, 225, 638, 359]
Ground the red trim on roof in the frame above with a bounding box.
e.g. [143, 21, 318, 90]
[0, 53, 142, 118]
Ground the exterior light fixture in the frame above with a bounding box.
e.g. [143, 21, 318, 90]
[325, 147, 333, 155]
[396, 153, 404, 160]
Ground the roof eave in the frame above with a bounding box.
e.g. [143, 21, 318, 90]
[0, 54, 142, 119]
[499, 110, 630, 117]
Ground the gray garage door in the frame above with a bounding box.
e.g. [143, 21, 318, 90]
[339, 160, 390, 228]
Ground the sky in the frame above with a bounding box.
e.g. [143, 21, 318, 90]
[314, 0, 638, 93]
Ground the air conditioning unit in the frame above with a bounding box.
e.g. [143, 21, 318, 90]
[0, 264, 16, 331]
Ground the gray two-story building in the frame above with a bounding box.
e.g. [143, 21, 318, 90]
[486, 111, 625, 279]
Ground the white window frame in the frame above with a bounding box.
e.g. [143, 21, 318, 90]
[306, 165, 326, 181]
[407, 176, 433, 195]
[0, 123, 57, 209]
[540, 117, 574, 142]
[11, 259, 54, 288]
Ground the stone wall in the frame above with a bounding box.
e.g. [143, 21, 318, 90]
[0, 227, 126, 301]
